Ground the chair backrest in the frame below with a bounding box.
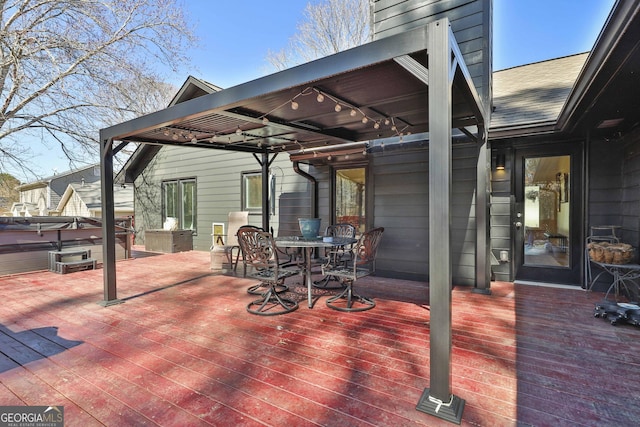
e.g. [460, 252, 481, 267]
[353, 227, 384, 268]
[226, 211, 249, 246]
[236, 227, 279, 272]
[325, 223, 356, 239]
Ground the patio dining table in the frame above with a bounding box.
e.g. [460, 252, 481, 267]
[276, 236, 357, 308]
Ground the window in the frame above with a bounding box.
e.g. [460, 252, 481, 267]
[242, 171, 275, 214]
[162, 178, 196, 232]
[334, 167, 366, 234]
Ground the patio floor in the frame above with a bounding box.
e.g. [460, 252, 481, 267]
[1, 250, 639, 426]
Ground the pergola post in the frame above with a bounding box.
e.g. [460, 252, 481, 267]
[98, 133, 122, 306]
[261, 152, 270, 232]
[416, 18, 465, 423]
[474, 125, 492, 293]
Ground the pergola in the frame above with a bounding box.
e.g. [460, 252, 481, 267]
[99, 18, 487, 423]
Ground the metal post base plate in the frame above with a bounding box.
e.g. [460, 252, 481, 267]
[416, 388, 465, 425]
[97, 299, 124, 307]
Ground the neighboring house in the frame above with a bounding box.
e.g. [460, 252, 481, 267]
[109, 0, 640, 291]
[56, 181, 134, 218]
[9, 202, 40, 217]
[14, 164, 101, 216]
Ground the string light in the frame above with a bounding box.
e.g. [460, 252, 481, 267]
[161, 85, 408, 151]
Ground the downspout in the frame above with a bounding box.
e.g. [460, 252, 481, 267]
[292, 161, 318, 219]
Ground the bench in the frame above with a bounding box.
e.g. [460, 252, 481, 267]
[56, 259, 97, 274]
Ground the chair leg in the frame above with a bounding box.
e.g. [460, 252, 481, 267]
[326, 282, 375, 312]
[247, 285, 298, 316]
[313, 274, 345, 289]
[233, 248, 242, 271]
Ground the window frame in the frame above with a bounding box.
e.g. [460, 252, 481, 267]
[241, 171, 275, 215]
[161, 177, 197, 233]
[331, 164, 368, 234]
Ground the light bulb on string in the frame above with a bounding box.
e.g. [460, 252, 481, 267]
[334, 103, 342, 112]
[361, 116, 368, 124]
[291, 100, 299, 110]
[262, 117, 269, 125]
[350, 108, 357, 117]
[235, 126, 242, 135]
[316, 93, 324, 103]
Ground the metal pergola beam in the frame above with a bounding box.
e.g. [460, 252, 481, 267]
[100, 26, 431, 143]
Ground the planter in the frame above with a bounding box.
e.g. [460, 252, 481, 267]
[298, 218, 321, 240]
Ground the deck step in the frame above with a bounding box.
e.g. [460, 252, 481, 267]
[55, 259, 97, 274]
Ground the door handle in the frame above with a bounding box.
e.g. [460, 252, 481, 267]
[515, 221, 522, 229]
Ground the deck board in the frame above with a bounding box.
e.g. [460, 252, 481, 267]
[1, 250, 639, 426]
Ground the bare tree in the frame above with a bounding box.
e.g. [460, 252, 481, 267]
[0, 172, 19, 213]
[266, 0, 373, 70]
[0, 0, 196, 178]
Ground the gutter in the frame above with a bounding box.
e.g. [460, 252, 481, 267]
[292, 161, 318, 219]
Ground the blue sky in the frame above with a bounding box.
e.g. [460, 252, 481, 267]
[27, 0, 616, 180]
[178, 0, 616, 88]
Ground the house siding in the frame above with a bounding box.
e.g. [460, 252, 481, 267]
[60, 191, 90, 217]
[621, 134, 640, 247]
[373, 0, 492, 110]
[589, 128, 640, 247]
[353, 143, 477, 284]
[133, 145, 312, 251]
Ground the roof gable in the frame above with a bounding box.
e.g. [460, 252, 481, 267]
[56, 181, 133, 213]
[118, 76, 221, 183]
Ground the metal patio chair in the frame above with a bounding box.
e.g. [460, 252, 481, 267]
[321, 227, 384, 312]
[314, 223, 357, 289]
[237, 228, 300, 315]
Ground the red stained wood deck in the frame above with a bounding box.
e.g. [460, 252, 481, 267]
[1, 250, 639, 426]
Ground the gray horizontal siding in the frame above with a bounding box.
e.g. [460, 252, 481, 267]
[373, 0, 491, 108]
[371, 143, 477, 284]
[134, 146, 311, 251]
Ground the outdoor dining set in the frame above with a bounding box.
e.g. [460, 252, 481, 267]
[232, 219, 384, 316]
